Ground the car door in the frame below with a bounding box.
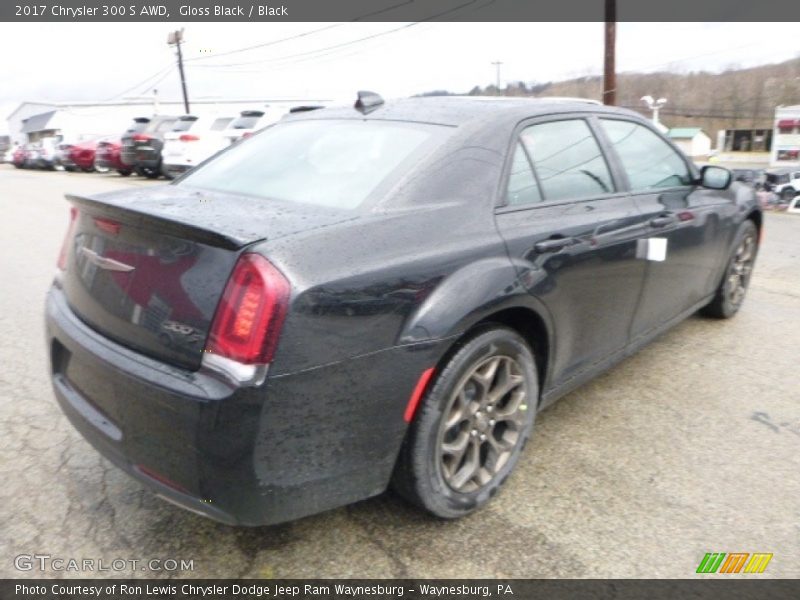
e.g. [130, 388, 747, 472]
[494, 116, 651, 391]
[595, 117, 736, 340]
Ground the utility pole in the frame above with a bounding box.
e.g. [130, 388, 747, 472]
[168, 29, 190, 114]
[491, 61, 503, 93]
[603, 0, 616, 105]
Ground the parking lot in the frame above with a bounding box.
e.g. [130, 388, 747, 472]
[0, 164, 798, 579]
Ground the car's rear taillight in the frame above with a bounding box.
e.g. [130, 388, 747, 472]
[57, 206, 79, 270]
[240, 131, 253, 140]
[179, 134, 200, 142]
[204, 254, 290, 384]
[132, 133, 151, 142]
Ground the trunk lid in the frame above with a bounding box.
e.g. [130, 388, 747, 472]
[61, 185, 355, 370]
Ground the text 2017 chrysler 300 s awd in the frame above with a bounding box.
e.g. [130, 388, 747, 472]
[45, 94, 761, 525]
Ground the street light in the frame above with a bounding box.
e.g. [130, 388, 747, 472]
[641, 95, 667, 128]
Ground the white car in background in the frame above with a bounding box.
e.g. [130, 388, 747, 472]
[162, 110, 277, 179]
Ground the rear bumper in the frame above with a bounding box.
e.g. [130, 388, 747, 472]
[45, 285, 441, 525]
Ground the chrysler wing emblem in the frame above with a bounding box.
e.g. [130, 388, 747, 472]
[79, 247, 136, 272]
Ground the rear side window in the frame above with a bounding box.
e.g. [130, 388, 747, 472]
[600, 119, 691, 191]
[520, 119, 614, 202]
[179, 120, 447, 209]
[505, 142, 542, 206]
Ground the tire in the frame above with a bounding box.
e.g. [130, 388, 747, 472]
[780, 187, 797, 202]
[701, 220, 758, 319]
[138, 164, 161, 179]
[116, 169, 132, 177]
[392, 326, 538, 519]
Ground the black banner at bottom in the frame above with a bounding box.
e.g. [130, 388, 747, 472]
[1, 579, 799, 600]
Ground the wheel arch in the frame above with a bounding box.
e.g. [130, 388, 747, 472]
[426, 302, 553, 408]
[397, 257, 555, 404]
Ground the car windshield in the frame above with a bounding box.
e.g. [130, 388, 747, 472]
[178, 119, 447, 209]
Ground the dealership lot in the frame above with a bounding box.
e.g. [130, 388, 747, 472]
[0, 164, 797, 578]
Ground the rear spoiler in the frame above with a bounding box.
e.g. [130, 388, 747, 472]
[65, 193, 259, 250]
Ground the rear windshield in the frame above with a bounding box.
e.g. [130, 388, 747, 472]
[171, 117, 199, 132]
[178, 120, 447, 209]
[155, 118, 178, 133]
[210, 117, 233, 131]
[128, 119, 150, 133]
[230, 114, 263, 129]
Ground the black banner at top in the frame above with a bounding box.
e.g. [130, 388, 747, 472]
[2, 0, 800, 22]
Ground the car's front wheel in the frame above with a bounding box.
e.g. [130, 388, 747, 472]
[392, 326, 538, 518]
[701, 219, 758, 318]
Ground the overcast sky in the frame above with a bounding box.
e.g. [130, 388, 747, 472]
[1, 21, 798, 127]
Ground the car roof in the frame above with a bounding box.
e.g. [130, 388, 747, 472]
[287, 95, 641, 127]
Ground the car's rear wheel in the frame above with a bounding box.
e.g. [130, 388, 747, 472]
[138, 165, 162, 179]
[701, 220, 758, 319]
[392, 326, 538, 518]
[116, 169, 132, 177]
[781, 187, 797, 201]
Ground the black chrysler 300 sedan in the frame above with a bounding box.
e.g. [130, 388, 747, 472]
[46, 95, 761, 525]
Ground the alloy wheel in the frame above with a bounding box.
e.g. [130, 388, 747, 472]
[437, 354, 529, 493]
[727, 233, 756, 307]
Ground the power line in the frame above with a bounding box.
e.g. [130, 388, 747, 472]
[183, 1, 417, 64]
[183, 24, 343, 63]
[191, 0, 484, 69]
[104, 62, 174, 100]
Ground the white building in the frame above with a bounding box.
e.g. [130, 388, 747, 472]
[771, 105, 800, 167]
[6, 97, 331, 145]
[667, 128, 712, 158]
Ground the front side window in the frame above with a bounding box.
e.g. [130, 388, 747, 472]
[600, 119, 692, 191]
[179, 120, 447, 209]
[520, 119, 614, 202]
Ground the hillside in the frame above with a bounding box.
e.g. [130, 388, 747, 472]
[424, 57, 800, 137]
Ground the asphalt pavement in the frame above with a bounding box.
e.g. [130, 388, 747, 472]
[0, 164, 797, 578]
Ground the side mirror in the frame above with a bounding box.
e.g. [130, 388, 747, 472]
[699, 165, 732, 190]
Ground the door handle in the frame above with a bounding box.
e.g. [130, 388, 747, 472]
[534, 237, 573, 254]
[649, 216, 676, 228]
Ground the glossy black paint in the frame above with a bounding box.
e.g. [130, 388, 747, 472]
[46, 97, 761, 525]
